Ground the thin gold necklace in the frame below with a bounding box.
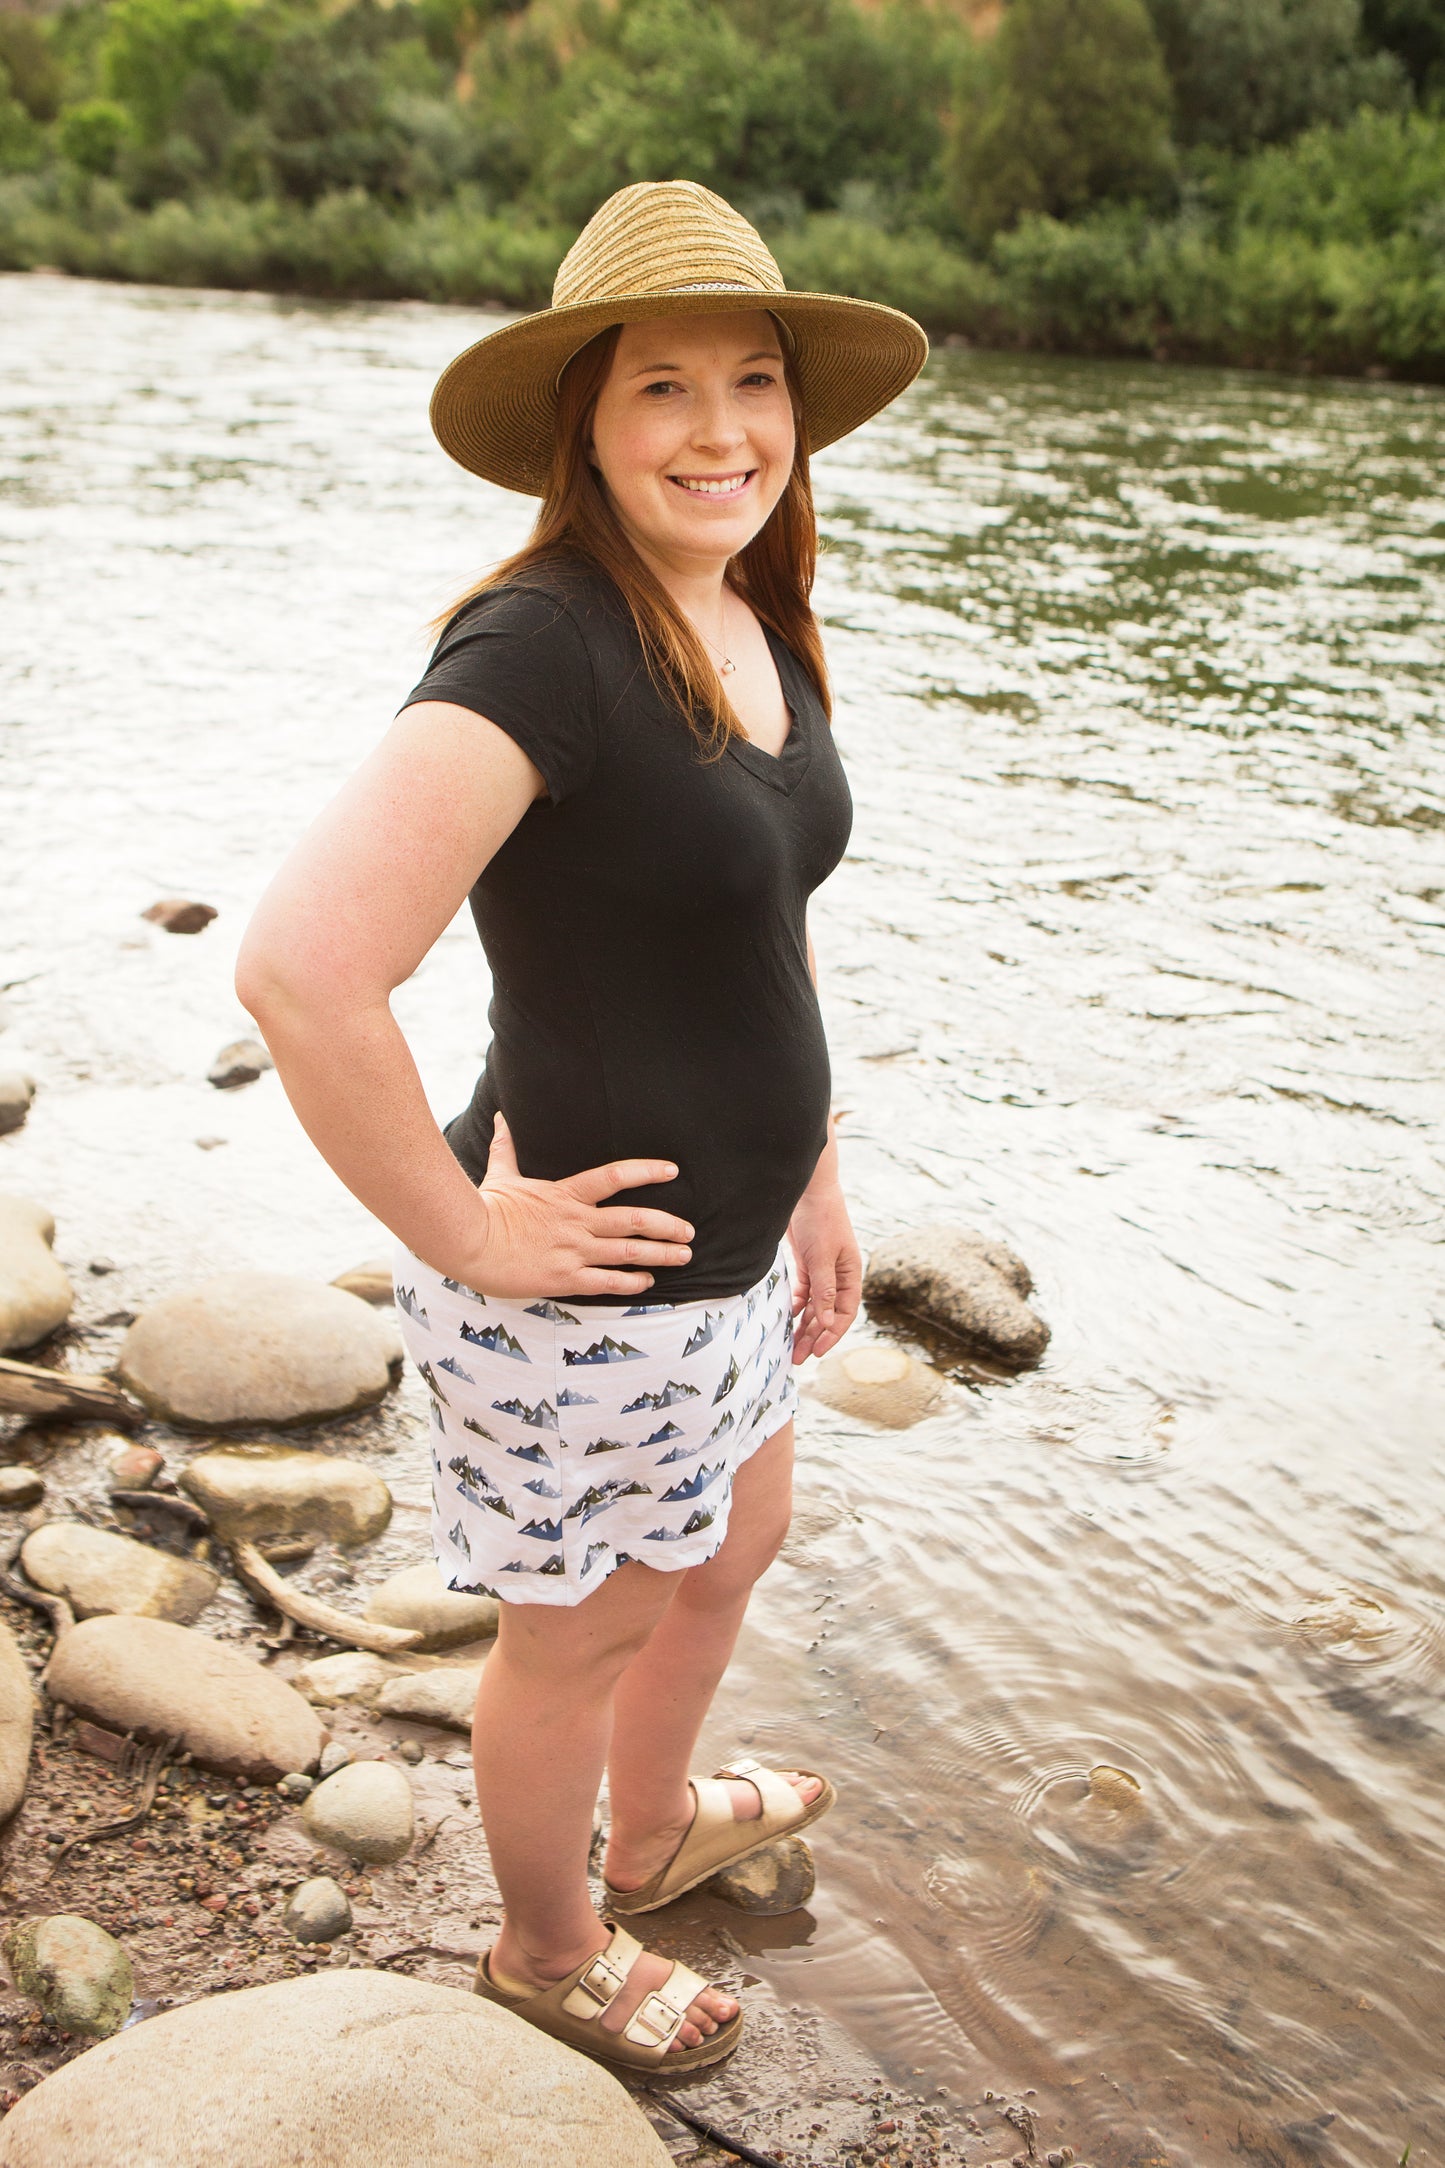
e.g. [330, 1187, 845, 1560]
[696, 589, 737, 676]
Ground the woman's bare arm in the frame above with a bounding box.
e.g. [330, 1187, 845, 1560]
[234, 701, 692, 1295]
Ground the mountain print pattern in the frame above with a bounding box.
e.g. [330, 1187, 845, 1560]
[390, 1236, 798, 1608]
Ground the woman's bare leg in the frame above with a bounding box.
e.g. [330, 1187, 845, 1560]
[473, 1559, 737, 2047]
[604, 1420, 823, 1892]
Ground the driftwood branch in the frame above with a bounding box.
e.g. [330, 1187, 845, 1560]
[111, 1490, 210, 1529]
[0, 1355, 146, 1428]
[229, 1541, 423, 1655]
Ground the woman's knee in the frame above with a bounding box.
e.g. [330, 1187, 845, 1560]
[494, 1570, 677, 1685]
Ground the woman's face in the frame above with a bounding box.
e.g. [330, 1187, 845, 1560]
[588, 309, 796, 573]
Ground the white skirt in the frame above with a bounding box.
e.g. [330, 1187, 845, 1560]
[390, 1237, 799, 1607]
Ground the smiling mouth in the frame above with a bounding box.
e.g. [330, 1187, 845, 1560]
[668, 470, 756, 498]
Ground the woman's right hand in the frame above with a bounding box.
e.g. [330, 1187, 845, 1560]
[464, 1112, 693, 1297]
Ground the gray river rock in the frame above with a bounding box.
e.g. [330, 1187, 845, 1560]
[0, 1969, 671, 2167]
[0, 1617, 34, 1822]
[0, 1069, 35, 1135]
[180, 1448, 392, 1546]
[862, 1225, 1049, 1368]
[21, 1522, 219, 1624]
[300, 1759, 415, 1862]
[291, 1650, 397, 1707]
[0, 1196, 73, 1354]
[282, 1875, 352, 1944]
[708, 1836, 817, 1915]
[117, 1272, 397, 1427]
[376, 1665, 482, 1732]
[364, 1561, 499, 1649]
[0, 1466, 46, 1509]
[45, 1616, 322, 1780]
[2, 1914, 134, 2038]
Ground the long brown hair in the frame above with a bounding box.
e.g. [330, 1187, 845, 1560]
[437, 315, 831, 754]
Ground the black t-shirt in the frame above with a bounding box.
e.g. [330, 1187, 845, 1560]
[401, 561, 853, 1304]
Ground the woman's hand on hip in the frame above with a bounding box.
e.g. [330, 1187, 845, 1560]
[787, 1183, 862, 1363]
[466, 1112, 693, 1297]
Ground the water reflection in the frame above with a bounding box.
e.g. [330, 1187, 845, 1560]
[2, 278, 1443, 2167]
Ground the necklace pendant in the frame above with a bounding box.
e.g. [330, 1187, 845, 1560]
[720, 658, 737, 676]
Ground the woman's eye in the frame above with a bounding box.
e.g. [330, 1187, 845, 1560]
[742, 372, 778, 389]
[642, 380, 679, 397]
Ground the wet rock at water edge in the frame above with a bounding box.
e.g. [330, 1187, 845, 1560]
[301, 1759, 415, 1863]
[0, 1465, 46, 1509]
[376, 1665, 483, 1733]
[21, 1522, 219, 1625]
[118, 1272, 397, 1428]
[181, 1448, 392, 1546]
[207, 1036, 274, 1090]
[46, 1615, 322, 1781]
[0, 1617, 35, 1822]
[141, 897, 217, 934]
[106, 1439, 164, 1492]
[0, 1969, 673, 2166]
[283, 1876, 353, 1945]
[365, 1561, 500, 1651]
[0, 1069, 36, 1135]
[0, 1196, 74, 1354]
[707, 1836, 816, 1915]
[292, 1651, 397, 1708]
[807, 1339, 945, 1428]
[331, 1259, 394, 1304]
[862, 1226, 1050, 1370]
[2, 1915, 134, 2038]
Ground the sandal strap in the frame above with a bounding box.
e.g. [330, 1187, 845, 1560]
[712, 1757, 808, 1828]
[560, 1923, 645, 2020]
[621, 1959, 710, 2051]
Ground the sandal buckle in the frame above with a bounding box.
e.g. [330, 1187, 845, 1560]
[629, 1991, 683, 2046]
[576, 1952, 627, 2007]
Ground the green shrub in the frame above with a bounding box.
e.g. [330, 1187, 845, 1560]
[57, 98, 136, 176]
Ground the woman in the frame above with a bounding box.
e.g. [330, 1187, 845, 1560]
[235, 179, 926, 2072]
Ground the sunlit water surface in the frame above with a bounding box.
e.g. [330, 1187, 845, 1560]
[3, 275, 1443, 2168]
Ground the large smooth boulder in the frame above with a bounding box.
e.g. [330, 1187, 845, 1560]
[0, 1617, 34, 1822]
[2, 1915, 133, 2038]
[0, 1196, 73, 1354]
[807, 1340, 944, 1428]
[364, 1562, 498, 1651]
[376, 1667, 482, 1733]
[0, 1969, 671, 2167]
[117, 1273, 397, 1428]
[21, 1523, 218, 1625]
[862, 1225, 1050, 1369]
[45, 1616, 322, 1781]
[301, 1761, 414, 1864]
[181, 1450, 391, 1547]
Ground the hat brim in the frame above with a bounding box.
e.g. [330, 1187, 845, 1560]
[429, 288, 928, 496]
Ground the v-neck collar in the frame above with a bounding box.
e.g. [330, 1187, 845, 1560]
[724, 626, 814, 796]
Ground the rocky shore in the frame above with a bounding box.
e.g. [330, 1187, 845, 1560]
[0, 999, 1065, 2166]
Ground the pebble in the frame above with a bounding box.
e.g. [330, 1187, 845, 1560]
[291, 1651, 396, 1708]
[301, 1760, 415, 1863]
[0, 1616, 34, 1820]
[106, 1440, 165, 1491]
[364, 1562, 499, 1651]
[0, 1069, 36, 1136]
[330, 1260, 393, 1304]
[180, 1448, 392, 1546]
[119, 1273, 398, 1428]
[396, 1738, 425, 1765]
[707, 1835, 816, 1915]
[277, 1771, 314, 1802]
[862, 1225, 1049, 1369]
[46, 1615, 322, 1781]
[317, 1741, 353, 1777]
[141, 897, 217, 933]
[376, 1665, 483, 1733]
[2, 1914, 134, 2038]
[0, 1195, 74, 1354]
[282, 1876, 352, 1944]
[207, 1036, 274, 1089]
[0, 1969, 673, 2165]
[21, 1522, 219, 1625]
[0, 1466, 46, 1509]
[808, 1340, 944, 1428]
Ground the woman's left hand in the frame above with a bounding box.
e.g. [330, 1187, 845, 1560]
[787, 1182, 862, 1364]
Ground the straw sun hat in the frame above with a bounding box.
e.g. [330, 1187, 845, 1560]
[430, 179, 929, 495]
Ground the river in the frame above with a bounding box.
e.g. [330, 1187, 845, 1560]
[2, 273, 1443, 2168]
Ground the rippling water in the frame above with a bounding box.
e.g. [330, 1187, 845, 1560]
[3, 275, 1443, 2167]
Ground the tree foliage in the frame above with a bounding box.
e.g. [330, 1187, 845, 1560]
[1145, 0, 1407, 154]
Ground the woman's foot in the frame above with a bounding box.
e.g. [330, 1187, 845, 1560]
[604, 1769, 824, 1896]
[488, 1919, 736, 2051]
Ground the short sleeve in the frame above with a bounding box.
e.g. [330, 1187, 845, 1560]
[400, 580, 600, 806]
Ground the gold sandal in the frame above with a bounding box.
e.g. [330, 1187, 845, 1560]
[603, 1754, 836, 1915]
[474, 1917, 743, 2073]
